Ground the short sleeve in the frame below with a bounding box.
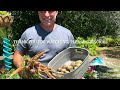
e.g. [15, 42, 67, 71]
[16, 31, 28, 54]
[68, 31, 76, 47]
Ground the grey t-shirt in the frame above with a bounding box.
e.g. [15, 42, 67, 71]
[17, 24, 76, 65]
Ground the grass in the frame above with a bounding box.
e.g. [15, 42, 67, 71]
[96, 65, 120, 79]
[93, 46, 120, 79]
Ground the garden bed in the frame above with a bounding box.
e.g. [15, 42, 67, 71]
[0, 46, 120, 79]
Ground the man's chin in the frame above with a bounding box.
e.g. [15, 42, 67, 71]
[44, 23, 54, 26]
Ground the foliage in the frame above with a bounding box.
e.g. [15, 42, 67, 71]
[115, 38, 120, 46]
[0, 27, 7, 40]
[83, 66, 99, 79]
[97, 36, 120, 47]
[0, 27, 7, 55]
[0, 27, 14, 55]
[0, 66, 21, 79]
[11, 11, 120, 40]
[11, 11, 39, 40]
[75, 37, 99, 56]
[57, 11, 120, 39]
[0, 11, 11, 16]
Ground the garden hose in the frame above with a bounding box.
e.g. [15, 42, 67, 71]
[3, 38, 13, 70]
[89, 57, 104, 66]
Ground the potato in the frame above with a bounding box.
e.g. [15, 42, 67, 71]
[75, 63, 81, 67]
[71, 61, 76, 67]
[57, 71, 64, 74]
[61, 69, 67, 72]
[57, 67, 62, 72]
[64, 71, 70, 73]
[62, 65, 68, 69]
[66, 65, 73, 71]
[64, 61, 73, 66]
[75, 60, 82, 64]
[74, 66, 78, 70]
[70, 69, 74, 72]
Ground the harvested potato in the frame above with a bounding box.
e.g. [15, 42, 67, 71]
[64, 61, 73, 66]
[57, 72, 64, 74]
[62, 65, 68, 69]
[57, 67, 62, 72]
[74, 66, 78, 70]
[75, 60, 82, 64]
[66, 65, 73, 71]
[56, 60, 83, 74]
[61, 69, 67, 72]
[71, 61, 76, 67]
[75, 63, 81, 67]
[64, 70, 70, 73]
[70, 69, 74, 72]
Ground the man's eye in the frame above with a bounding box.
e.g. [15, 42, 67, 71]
[48, 11, 54, 13]
[38, 11, 56, 14]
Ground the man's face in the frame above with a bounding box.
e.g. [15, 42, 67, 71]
[38, 11, 58, 26]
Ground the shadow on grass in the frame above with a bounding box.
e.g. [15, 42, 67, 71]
[95, 66, 112, 73]
[94, 66, 118, 79]
[101, 46, 120, 59]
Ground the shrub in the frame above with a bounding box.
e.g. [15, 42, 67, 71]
[11, 11, 120, 40]
[75, 37, 99, 56]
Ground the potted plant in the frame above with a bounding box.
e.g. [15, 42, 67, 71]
[0, 11, 14, 71]
[0, 11, 14, 27]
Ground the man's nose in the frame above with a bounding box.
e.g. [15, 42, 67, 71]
[44, 11, 50, 16]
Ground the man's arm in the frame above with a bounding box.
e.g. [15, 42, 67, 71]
[13, 29, 28, 68]
[13, 50, 25, 68]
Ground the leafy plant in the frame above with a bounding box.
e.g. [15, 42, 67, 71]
[83, 66, 99, 79]
[0, 11, 11, 17]
[115, 37, 120, 46]
[0, 27, 7, 39]
[97, 36, 120, 47]
[0, 66, 21, 79]
[11, 11, 120, 40]
[0, 27, 14, 55]
[75, 37, 99, 56]
[0, 27, 7, 55]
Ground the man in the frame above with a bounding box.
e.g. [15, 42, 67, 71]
[13, 11, 76, 68]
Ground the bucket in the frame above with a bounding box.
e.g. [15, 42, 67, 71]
[48, 47, 89, 79]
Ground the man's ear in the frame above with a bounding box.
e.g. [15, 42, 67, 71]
[56, 11, 58, 16]
[38, 11, 40, 15]
[56, 11, 58, 14]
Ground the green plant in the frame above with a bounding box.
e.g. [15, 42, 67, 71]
[75, 37, 99, 56]
[83, 66, 99, 79]
[115, 38, 120, 46]
[0, 66, 21, 79]
[0, 27, 7, 55]
[11, 11, 120, 40]
[0, 27, 14, 55]
[97, 36, 120, 47]
[0, 27, 7, 39]
[11, 11, 39, 40]
[0, 11, 11, 17]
